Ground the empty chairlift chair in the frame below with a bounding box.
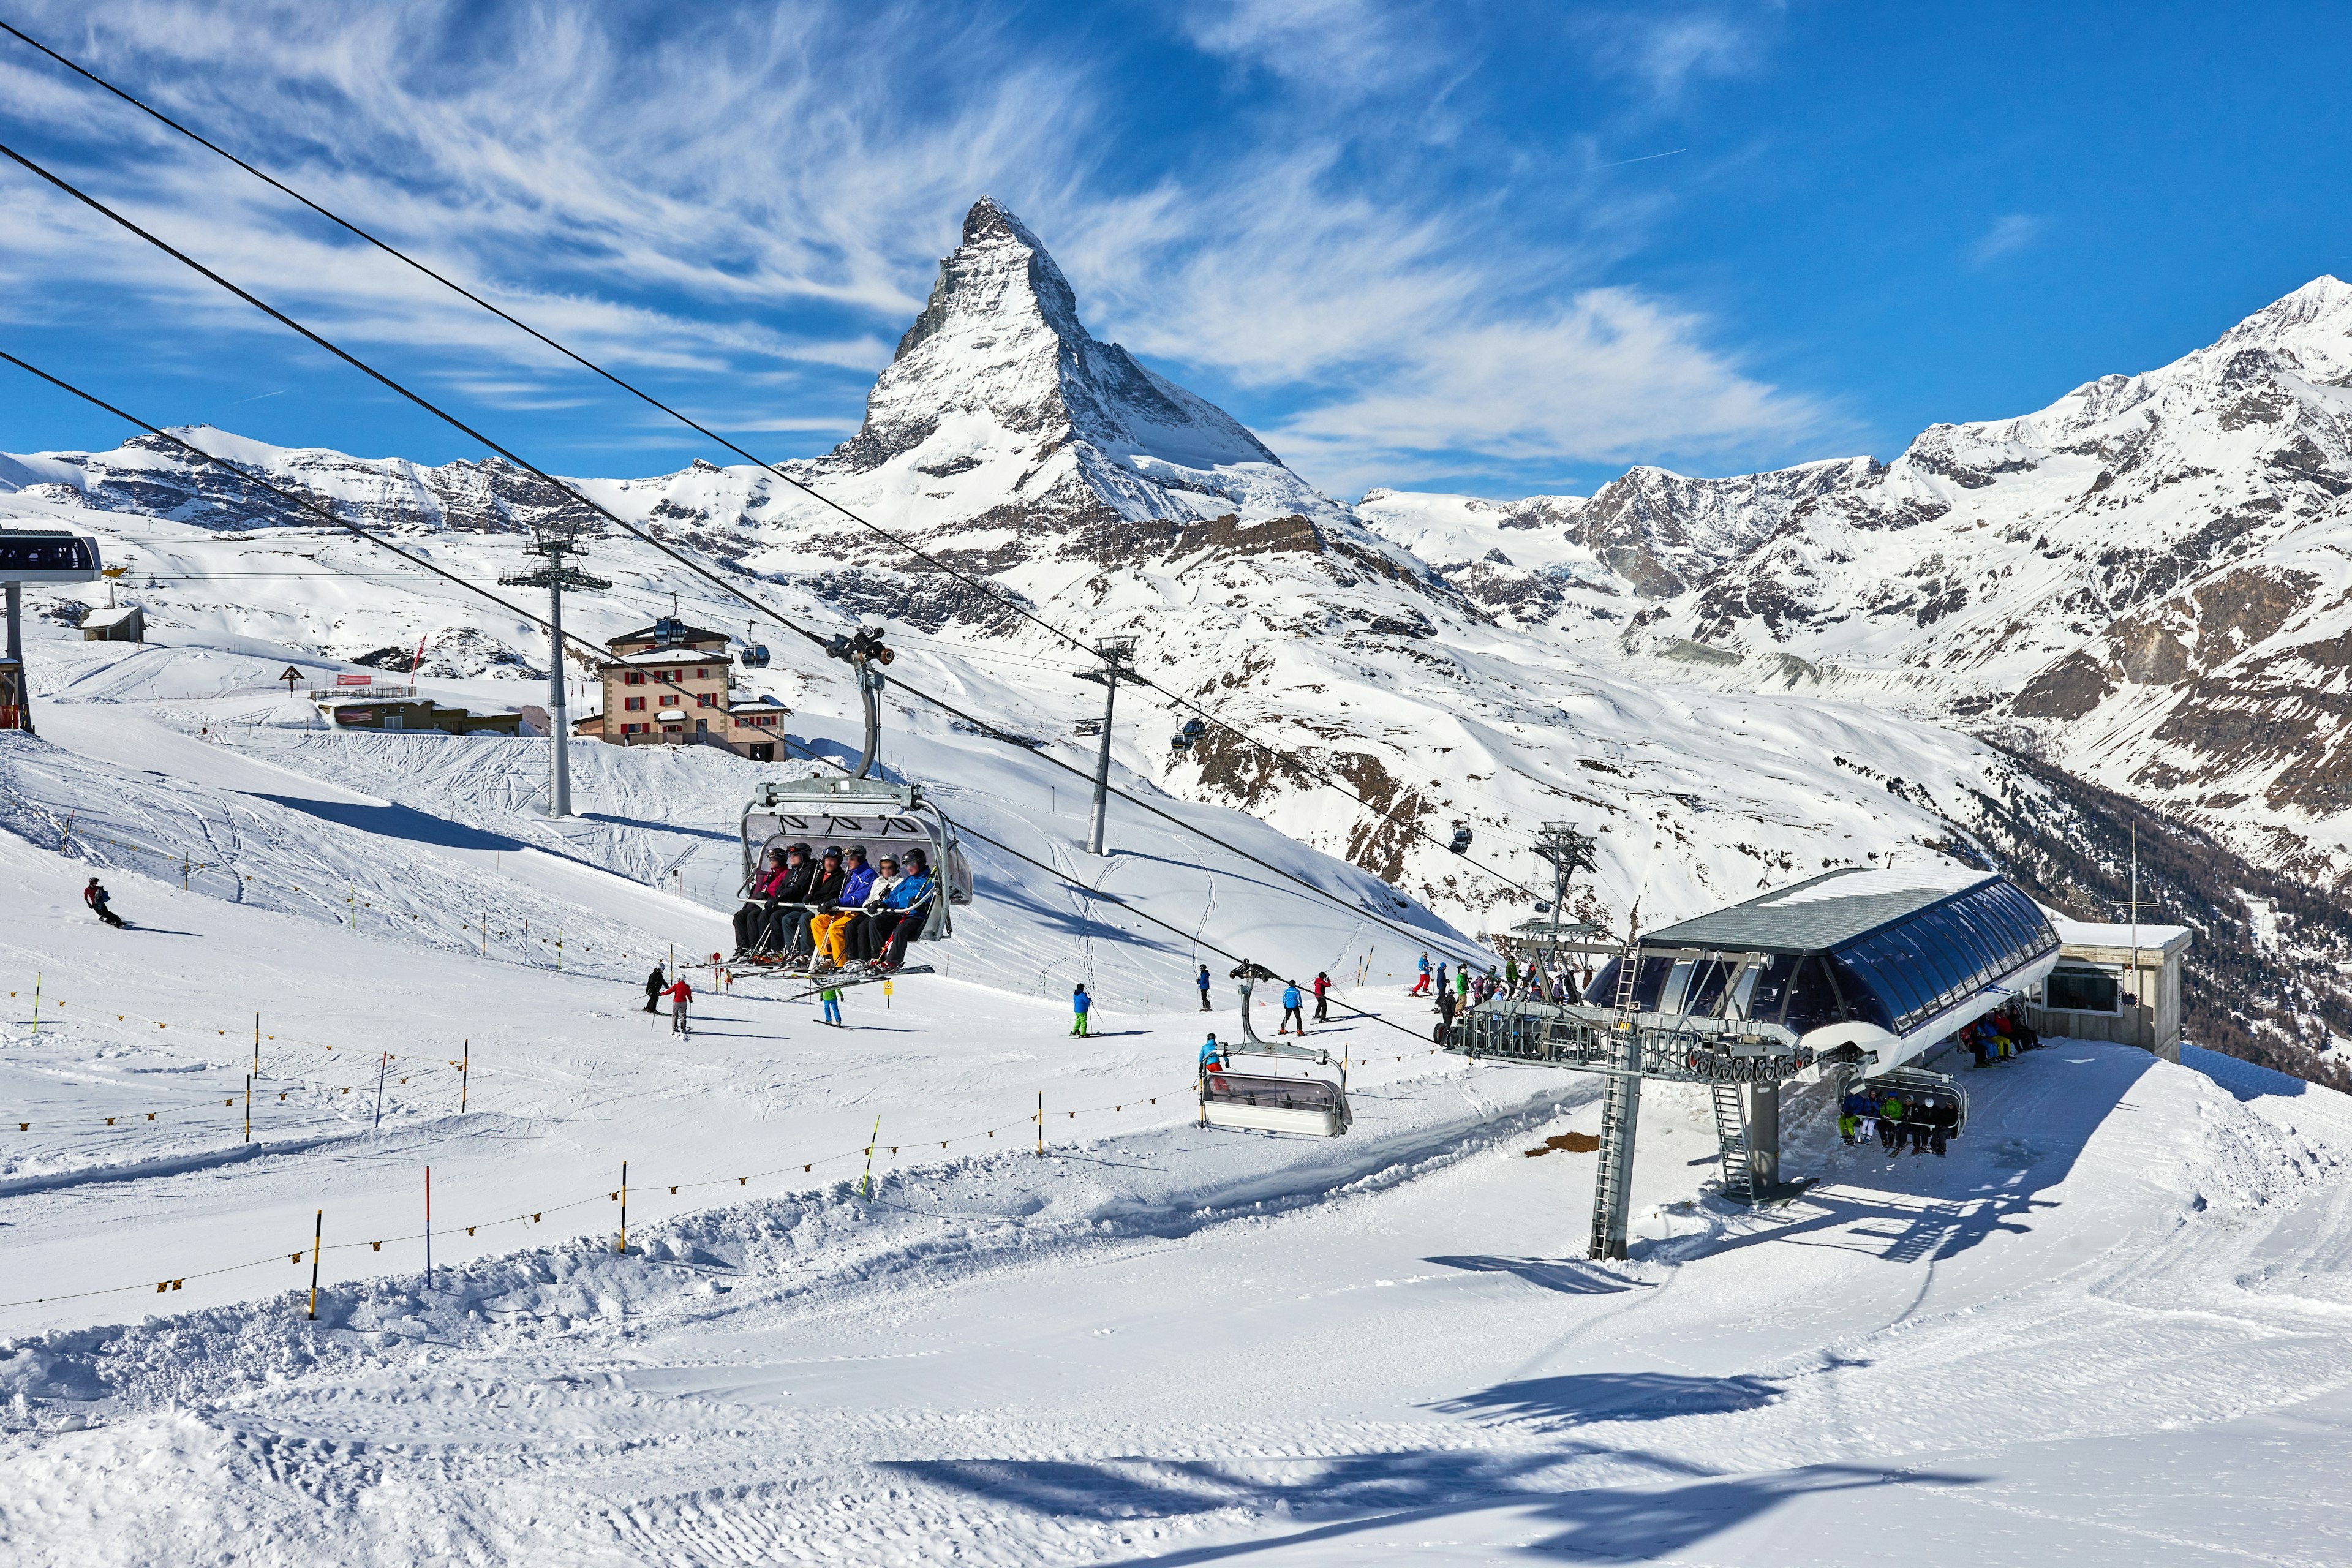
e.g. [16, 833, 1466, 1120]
[1197, 961, 1354, 1136]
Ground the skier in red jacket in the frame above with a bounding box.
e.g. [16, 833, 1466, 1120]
[666, 976, 693, 1036]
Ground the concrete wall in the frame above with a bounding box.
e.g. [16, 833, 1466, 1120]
[2024, 934, 2187, 1063]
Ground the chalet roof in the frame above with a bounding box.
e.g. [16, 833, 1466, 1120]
[598, 647, 726, 669]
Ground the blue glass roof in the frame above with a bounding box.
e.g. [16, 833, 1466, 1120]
[1594, 868, 2060, 1039]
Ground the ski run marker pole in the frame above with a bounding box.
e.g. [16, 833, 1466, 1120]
[461, 1039, 469, 1112]
[861, 1118, 880, 1199]
[424, 1166, 432, 1283]
[616, 1161, 627, 1253]
[307, 1209, 322, 1320]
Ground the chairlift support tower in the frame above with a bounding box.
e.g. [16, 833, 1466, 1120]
[1074, 638, 1139, 856]
[499, 519, 608, 819]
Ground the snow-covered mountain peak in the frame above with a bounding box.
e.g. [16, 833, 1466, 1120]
[839, 196, 1280, 482]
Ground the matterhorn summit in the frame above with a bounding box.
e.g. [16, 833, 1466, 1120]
[795, 197, 1364, 562]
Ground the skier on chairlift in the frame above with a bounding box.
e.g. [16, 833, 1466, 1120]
[862, 848, 936, 972]
[785, 845, 846, 967]
[1199, 1032, 1224, 1074]
[731, 845, 794, 958]
[807, 845, 873, 973]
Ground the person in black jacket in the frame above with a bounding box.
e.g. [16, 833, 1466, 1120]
[643, 965, 666, 1014]
[758, 842, 816, 956]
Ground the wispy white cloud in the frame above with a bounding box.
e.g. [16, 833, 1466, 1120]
[1968, 213, 2043, 267]
[0, 0, 1813, 492]
[1580, 6, 1771, 104]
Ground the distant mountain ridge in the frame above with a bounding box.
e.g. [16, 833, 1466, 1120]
[1362, 277, 2352, 886]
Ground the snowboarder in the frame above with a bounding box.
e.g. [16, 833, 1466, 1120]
[666, 974, 693, 1036]
[819, 984, 844, 1028]
[1312, 971, 1330, 1024]
[1071, 983, 1092, 1037]
[1278, 980, 1305, 1035]
[1409, 953, 1431, 996]
[83, 876, 124, 929]
[1197, 964, 1213, 1011]
[642, 964, 666, 1014]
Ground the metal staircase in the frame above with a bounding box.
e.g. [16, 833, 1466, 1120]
[1588, 941, 1646, 1261]
[1710, 1082, 1752, 1205]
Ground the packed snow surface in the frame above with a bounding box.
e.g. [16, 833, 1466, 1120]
[2, 612, 2351, 1563]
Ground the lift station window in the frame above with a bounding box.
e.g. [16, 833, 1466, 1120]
[2045, 965, 2120, 1014]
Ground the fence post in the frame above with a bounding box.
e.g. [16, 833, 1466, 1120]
[244, 1074, 252, 1143]
[461, 1039, 469, 1113]
[253, 1011, 261, 1077]
[1036, 1091, 1044, 1157]
[617, 1161, 628, 1253]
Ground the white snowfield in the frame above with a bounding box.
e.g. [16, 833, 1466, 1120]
[1, 625, 2350, 1562]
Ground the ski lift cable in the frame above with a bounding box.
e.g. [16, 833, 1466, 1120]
[0, 141, 1505, 968]
[0, 350, 610, 673]
[0, 141, 1496, 968]
[0, 22, 1544, 904]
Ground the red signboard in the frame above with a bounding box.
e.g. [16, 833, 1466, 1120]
[337, 673, 372, 687]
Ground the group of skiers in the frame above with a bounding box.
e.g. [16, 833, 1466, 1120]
[729, 840, 936, 975]
[1964, 1006, 2041, 1067]
[1839, 1086, 1961, 1156]
[1415, 952, 1576, 1028]
[642, 962, 845, 1034]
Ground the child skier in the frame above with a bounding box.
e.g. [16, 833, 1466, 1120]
[1409, 953, 1431, 995]
[819, 984, 844, 1028]
[1071, 983, 1091, 1037]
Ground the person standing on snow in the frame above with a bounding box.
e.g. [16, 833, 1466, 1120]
[1071, 983, 1092, 1037]
[1277, 980, 1305, 1035]
[1199, 1032, 1224, 1075]
[819, 984, 845, 1028]
[1433, 963, 1449, 1009]
[1312, 971, 1330, 1025]
[1409, 953, 1432, 996]
[1197, 964, 1213, 1011]
[666, 974, 693, 1036]
[83, 876, 125, 929]
[642, 964, 666, 1014]
[1438, 983, 1457, 1030]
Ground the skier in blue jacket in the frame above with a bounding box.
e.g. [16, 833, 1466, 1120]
[1278, 980, 1306, 1035]
[1071, 983, 1092, 1037]
[1199, 1033, 1224, 1073]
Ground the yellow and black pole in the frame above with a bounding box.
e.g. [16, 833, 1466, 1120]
[307, 1209, 322, 1319]
[616, 1161, 627, 1253]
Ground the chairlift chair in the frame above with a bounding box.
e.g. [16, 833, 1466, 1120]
[1196, 960, 1353, 1137]
[1449, 826, 1474, 854]
[731, 624, 974, 984]
[1854, 1063, 1969, 1137]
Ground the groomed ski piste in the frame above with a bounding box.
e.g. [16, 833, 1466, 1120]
[7, 616, 2352, 1566]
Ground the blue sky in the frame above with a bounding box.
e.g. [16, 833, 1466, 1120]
[1, 1, 2347, 499]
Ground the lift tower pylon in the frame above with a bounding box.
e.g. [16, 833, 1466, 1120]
[1074, 638, 1139, 856]
[500, 516, 608, 819]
